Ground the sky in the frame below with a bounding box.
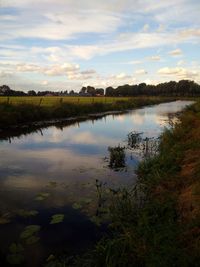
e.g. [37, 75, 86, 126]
[0, 0, 200, 92]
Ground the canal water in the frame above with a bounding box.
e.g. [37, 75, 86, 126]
[0, 100, 193, 266]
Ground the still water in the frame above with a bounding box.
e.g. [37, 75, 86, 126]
[0, 101, 193, 266]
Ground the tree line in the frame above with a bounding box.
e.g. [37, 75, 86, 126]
[105, 80, 200, 96]
[0, 80, 200, 97]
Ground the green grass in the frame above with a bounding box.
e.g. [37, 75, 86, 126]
[0, 96, 131, 106]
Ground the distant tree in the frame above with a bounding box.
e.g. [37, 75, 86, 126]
[86, 86, 96, 96]
[79, 87, 87, 94]
[105, 86, 115, 96]
[0, 85, 11, 92]
[28, 90, 37, 96]
[96, 88, 104, 96]
[69, 90, 75, 95]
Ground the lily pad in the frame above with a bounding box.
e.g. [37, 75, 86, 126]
[47, 181, 57, 188]
[20, 225, 40, 239]
[7, 243, 24, 265]
[7, 253, 24, 265]
[46, 254, 56, 262]
[17, 209, 38, 218]
[72, 203, 82, 210]
[9, 243, 24, 254]
[50, 214, 64, 224]
[35, 192, 50, 201]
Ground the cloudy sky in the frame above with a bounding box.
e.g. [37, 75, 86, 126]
[0, 0, 200, 92]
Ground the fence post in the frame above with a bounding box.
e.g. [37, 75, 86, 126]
[39, 98, 42, 106]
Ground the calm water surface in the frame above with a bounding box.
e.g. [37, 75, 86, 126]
[0, 100, 193, 266]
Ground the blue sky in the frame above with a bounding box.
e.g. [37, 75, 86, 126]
[0, 0, 200, 92]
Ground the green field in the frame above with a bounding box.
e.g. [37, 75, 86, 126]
[0, 96, 131, 106]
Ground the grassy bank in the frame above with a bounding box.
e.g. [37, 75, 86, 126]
[0, 96, 176, 129]
[62, 100, 200, 267]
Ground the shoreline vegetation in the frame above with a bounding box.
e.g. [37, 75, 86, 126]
[0, 96, 179, 130]
[44, 100, 200, 267]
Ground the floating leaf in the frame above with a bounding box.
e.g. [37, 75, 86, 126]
[9, 243, 24, 254]
[47, 181, 57, 188]
[50, 214, 64, 224]
[35, 196, 45, 201]
[20, 225, 40, 239]
[72, 203, 82, 210]
[25, 224, 40, 231]
[17, 209, 38, 218]
[25, 236, 40, 245]
[7, 253, 24, 265]
[35, 192, 50, 201]
[46, 254, 56, 262]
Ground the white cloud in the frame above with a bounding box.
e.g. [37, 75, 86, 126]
[135, 69, 148, 75]
[168, 48, 183, 56]
[158, 67, 199, 80]
[0, 5, 122, 41]
[115, 73, 132, 79]
[149, 55, 161, 61]
[16, 63, 41, 72]
[177, 60, 185, 66]
[127, 60, 142, 65]
[44, 63, 80, 76]
[41, 80, 48, 85]
[157, 24, 165, 32]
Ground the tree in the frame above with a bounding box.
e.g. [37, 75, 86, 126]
[86, 86, 96, 96]
[28, 90, 36, 96]
[96, 88, 104, 96]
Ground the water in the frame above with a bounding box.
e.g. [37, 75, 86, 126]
[0, 100, 193, 266]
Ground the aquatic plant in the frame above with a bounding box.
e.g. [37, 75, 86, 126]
[108, 145, 126, 169]
[20, 225, 41, 245]
[17, 209, 38, 218]
[50, 214, 65, 224]
[7, 243, 24, 265]
[35, 192, 50, 201]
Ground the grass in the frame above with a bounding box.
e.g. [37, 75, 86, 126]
[0, 96, 177, 129]
[64, 100, 200, 267]
[0, 96, 131, 106]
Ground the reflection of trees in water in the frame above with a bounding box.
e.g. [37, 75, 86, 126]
[127, 131, 159, 158]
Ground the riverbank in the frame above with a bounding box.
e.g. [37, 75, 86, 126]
[65, 100, 200, 267]
[0, 96, 177, 130]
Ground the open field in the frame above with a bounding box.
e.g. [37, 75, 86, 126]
[0, 96, 131, 106]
